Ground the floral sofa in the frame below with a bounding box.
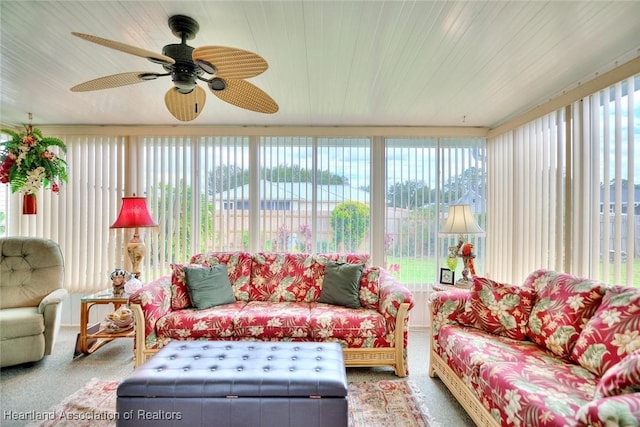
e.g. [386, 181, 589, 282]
[129, 252, 414, 376]
[429, 269, 640, 427]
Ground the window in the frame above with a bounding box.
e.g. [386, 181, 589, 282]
[385, 138, 486, 289]
[3, 131, 487, 293]
[138, 135, 251, 279]
[577, 75, 638, 285]
[487, 74, 639, 287]
[139, 135, 374, 276]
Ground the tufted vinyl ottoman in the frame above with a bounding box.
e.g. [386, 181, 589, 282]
[116, 340, 348, 427]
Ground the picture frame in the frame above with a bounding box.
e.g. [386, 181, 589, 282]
[439, 268, 455, 285]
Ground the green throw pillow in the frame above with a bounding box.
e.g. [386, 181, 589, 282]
[318, 262, 364, 309]
[184, 265, 235, 310]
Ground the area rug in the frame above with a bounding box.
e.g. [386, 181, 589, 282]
[29, 378, 439, 427]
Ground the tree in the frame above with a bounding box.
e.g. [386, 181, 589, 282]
[441, 167, 485, 203]
[387, 180, 434, 208]
[330, 201, 370, 252]
[208, 165, 249, 195]
[152, 181, 214, 261]
[263, 164, 346, 184]
[208, 164, 346, 193]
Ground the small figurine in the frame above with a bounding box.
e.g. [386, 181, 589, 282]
[110, 269, 129, 296]
[460, 242, 476, 277]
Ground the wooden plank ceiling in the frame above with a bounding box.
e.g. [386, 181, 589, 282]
[1, 1, 639, 128]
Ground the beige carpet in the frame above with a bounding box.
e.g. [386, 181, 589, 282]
[28, 377, 440, 427]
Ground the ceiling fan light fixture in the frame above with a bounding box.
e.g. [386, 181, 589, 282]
[209, 77, 226, 91]
[195, 59, 216, 75]
[147, 57, 172, 66]
[138, 73, 159, 80]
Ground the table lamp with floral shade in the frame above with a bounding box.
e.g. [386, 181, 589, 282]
[440, 204, 484, 288]
[0, 114, 68, 214]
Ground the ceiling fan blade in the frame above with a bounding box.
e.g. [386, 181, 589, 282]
[70, 71, 163, 92]
[193, 46, 268, 79]
[72, 32, 175, 65]
[164, 85, 207, 121]
[210, 79, 278, 114]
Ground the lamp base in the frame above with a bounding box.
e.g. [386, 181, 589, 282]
[455, 255, 476, 289]
[126, 238, 145, 280]
[455, 277, 473, 289]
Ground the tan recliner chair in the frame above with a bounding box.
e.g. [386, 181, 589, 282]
[0, 237, 67, 367]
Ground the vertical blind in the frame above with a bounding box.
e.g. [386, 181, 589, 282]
[138, 135, 375, 279]
[487, 112, 565, 282]
[5, 134, 126, 292]
[313, 137, 371, 254]
[136, 135, 252, 280]
[573, 76, 637, 285]
[385, 137, 486, 288]
[5, 70, 635, 293]
[258, 136, 316, 253]
[3, 132, 487, 293]
[487, 75, 638, 287]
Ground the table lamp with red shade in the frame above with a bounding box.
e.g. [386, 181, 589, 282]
[110, 195, 157, 279]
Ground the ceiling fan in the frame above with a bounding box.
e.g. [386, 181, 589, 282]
[70, 15, 278, 121]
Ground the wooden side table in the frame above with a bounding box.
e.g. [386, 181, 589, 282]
[73, 290, 134, 357]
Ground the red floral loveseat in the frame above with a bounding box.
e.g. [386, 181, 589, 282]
[429, 269, 640, 426]
[129, 252, 414, 376]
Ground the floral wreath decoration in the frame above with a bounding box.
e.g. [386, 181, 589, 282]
[0, 122, 67, 195]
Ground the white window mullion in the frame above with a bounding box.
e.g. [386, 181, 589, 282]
[601, 90, 612, 282]
[589, 92, 602, 279]
[549, 111, 562, 273]
[613, 84, 623, 283]
[625, 77, 635, 285]
[249, 135, 260, 253]
[580, 98, 592, 276]
[191, 136, 201, 255]
[156, 137, 167, 275]
[540, 115, 550, 267]
[202, 136, 211, 252]
[571, 101, 583, 274]
[370, 136, 385, 266]
[222, 137, 231, 250]
[513, 128, 525, 278]
[555, 109, 566, 273]
[311, 137, 318, 254]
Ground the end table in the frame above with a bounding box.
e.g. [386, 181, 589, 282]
[73, 290, 134, 357]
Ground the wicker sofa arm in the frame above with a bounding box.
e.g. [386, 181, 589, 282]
[575, 393, 640, 426]
[376, 269, 413, 376]
[128, 275, 172, 347]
